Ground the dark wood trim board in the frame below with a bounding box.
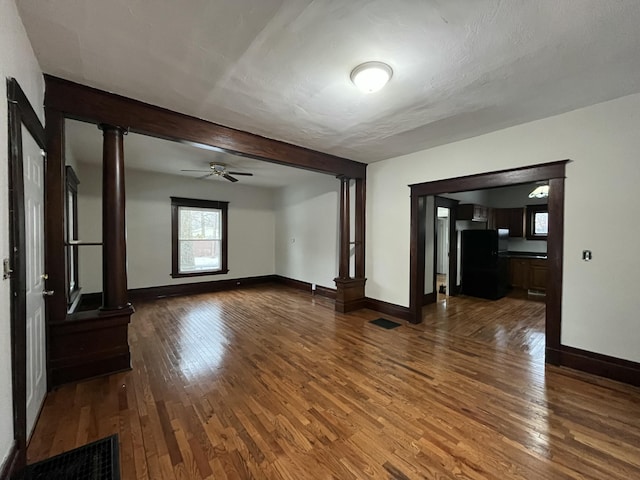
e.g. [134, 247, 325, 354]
[44, 75, 366, 179]
[364, 298, 412, 322]
[79, 275, 339, 311]
[550, 346, 640, 388]
[422, 292, 437, 305]
[275, 276, 337, 300]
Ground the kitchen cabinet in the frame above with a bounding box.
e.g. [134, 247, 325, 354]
[458, 204, 488, 222]
[528, 259, 548, 292]
[492, 208, 524, 237]
[509, 258, 529, 289]
[509, 256, 547, 292]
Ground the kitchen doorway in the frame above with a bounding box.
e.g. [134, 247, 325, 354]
[409, 161, 568, 365]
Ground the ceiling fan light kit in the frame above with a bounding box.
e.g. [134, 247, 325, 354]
[181, 162, 254, 183]
[350, 61, 393, 93]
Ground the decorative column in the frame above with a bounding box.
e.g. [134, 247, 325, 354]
[99, 124, 130, 310]
[338, 175, 351, 279]
[334, 175, 366, 312]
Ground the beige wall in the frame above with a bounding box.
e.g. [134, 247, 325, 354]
[366, 92, 640, 363]
[76, 163, 276, 292]
[274, 175, 340, 290]
[0, 0, 44, 466]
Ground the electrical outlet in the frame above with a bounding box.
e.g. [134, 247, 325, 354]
[311, 283, 317, 291]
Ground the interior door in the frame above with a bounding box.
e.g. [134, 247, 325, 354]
[22, 125, 47, 439]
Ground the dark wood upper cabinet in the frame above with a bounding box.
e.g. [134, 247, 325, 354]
[457, 204, 488, 222]
[492, 207, 524, 237]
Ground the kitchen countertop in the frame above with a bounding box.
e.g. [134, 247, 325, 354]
[507, 251, 548, 260]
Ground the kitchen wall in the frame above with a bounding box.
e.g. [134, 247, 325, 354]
[0, 0, 44, 467]
[484, 183, 547, 253]
[274, 175, 340, 290]
[76, 162, 276, 292]
[366, 92, 640, 363]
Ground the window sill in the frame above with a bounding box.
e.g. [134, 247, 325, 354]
[525, 235, 548, 241]
[171, 269, 229, 279]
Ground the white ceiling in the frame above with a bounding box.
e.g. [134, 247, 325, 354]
[17, 1, 640, 163]
[66, 119, 328, 188]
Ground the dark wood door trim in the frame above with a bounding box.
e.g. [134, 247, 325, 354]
[409, 160, 567, 197]
[43, 75, 367, 179]
[409, 160, 569, 361]
[7, 77, 47, 472]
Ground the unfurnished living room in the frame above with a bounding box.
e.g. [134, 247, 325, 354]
[2, 1, 640, 479]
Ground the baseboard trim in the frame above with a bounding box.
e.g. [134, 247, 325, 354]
[273, 275, 336, 300]
[50, 352, 131, 388]
[0, 441, 19, 480]
[364, 297, 412, 322]
[549, 346, 640, 387]
[78, 275, 279, 308]
[422, 292, 436, 305]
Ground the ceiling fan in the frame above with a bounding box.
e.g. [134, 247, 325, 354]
[181, 162, 254, 183]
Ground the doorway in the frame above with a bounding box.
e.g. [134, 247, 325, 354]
[409, 161, 568, 364]
[7, 78, 48, 469]
[433, 196, 458, 303]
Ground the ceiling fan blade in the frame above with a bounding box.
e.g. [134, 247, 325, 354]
[181, 169, 212, 172]
[223, 174, 239, 183]
[227, 171, 253, 176]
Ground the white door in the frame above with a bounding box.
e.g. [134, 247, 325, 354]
[22, 124, 47, 439]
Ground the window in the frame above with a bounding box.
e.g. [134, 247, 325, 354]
[526, 204, 548, 240]
[171, 197, 229, 277]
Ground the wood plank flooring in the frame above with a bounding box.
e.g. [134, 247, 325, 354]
[28, 285, 640, 479]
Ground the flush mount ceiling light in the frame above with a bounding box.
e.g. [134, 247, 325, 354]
[350, 61, 393, 93]
[529, 185, 550, 198]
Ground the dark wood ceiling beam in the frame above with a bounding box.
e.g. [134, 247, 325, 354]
[44, 75, 367, 179]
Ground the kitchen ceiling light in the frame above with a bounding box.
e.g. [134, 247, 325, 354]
[350, 61, 393, 93]
[528, 185, 550, 198]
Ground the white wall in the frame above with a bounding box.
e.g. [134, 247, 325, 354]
[367, 92, 640, 363]
[274, 175, 339, 289]
[76, 163, 276, 292]
[0, 0, 43, 466]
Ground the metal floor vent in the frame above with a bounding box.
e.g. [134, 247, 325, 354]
[369, 318, 402, 330]
[16, 435, 120, 480]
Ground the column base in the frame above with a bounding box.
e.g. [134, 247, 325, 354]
[334, 277, 367, 313]
[49, 305, 134, 388]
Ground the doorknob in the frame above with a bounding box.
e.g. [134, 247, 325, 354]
[42, 290, 54, 297]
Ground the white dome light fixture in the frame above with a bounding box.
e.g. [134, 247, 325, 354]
[350, 61, 393, 94]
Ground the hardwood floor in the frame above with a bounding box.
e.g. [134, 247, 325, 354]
[28, 285, 640, 479]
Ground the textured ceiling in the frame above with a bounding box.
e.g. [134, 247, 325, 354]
[17, 0, 640, 163]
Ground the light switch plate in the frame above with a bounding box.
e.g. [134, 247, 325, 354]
[582, 250, 592, 261]
[3, 258, 12, 279]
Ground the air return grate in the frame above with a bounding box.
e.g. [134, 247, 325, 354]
[16, 435, 120, 480]
[369, 318, 402, 329]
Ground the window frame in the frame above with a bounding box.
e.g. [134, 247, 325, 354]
[171, 196, 229, 278]
[525, 204, 549, 240]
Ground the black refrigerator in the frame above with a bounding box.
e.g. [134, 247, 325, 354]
[461, 229, 510, 300]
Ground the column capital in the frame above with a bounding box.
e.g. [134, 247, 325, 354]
[98, 123, 129, 135]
